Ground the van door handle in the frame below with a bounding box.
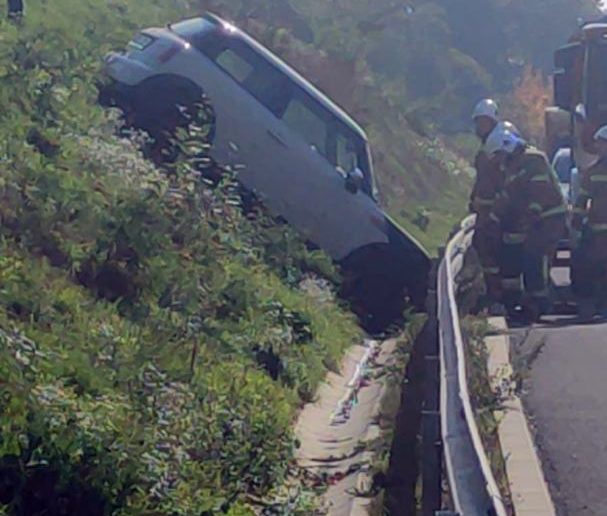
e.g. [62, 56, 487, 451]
[267, 129, 287, 147]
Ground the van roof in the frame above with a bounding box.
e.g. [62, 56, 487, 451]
[201, 13, 367, 141]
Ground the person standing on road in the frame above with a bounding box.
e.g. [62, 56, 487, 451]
[469, 98, 520, 307]
[7, 0, 23, 19]
[571, 126, 607, 318]
[487, 130, 567, 321]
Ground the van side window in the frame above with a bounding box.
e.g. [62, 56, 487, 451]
[215, 49, 253, 82]
[282, 98, 328, 157]
[335, 133, 359, 174]
[198, 33, 289, 116]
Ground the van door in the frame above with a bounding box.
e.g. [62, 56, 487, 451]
[166, 30, 283, 178]
[266, 87, 390, 260]
[169, 29, 389, 260]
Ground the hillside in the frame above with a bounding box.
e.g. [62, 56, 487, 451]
[0, 2, 361, 514]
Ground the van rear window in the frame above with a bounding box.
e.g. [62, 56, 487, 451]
[128, 33, 155, 51]
[215, 49, 254, 83]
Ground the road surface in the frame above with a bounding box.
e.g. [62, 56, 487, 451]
[519, 265, 607, 515]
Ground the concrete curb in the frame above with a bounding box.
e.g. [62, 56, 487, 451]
[486, 317, 556, 516]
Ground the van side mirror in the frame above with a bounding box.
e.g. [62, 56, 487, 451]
[345, 167, 364, 194]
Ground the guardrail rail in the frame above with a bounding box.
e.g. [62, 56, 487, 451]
[437, 215, 508, 516]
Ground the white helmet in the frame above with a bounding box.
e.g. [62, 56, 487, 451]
[484, 129, 525, 156]
[594, 125, 607, 142]
[498, 120, 521, 137]
[472, 98, 499, 121]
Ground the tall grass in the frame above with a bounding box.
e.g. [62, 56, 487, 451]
[0, 2, 360, 513]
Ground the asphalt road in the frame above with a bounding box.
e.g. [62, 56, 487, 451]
[520, 265, 607, 515]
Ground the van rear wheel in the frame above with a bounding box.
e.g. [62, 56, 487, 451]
[131, 77, 203, 162]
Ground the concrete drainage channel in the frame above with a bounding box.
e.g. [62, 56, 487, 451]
[294, 337, 392, 515]
[295, 215, 556, 515]
[294, 325, 426, 515]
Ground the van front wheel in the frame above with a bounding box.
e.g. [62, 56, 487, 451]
[345, 272, 406, 335]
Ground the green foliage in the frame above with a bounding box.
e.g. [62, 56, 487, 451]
[460, 315, 512, 508]
[0, 1, 361, 513]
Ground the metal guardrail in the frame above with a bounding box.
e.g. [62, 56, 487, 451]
[437, 215, 508, 516]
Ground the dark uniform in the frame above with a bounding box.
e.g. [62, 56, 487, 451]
[470, 148, 503, 300]
[571, 157, 607, 304]
[490, 146, 567, 315]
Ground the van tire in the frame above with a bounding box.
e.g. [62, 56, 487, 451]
[131, 76, 204, 161]
[406, 277, 428, 312]
[345, 271, 407, 335]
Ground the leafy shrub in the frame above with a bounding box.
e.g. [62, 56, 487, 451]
[0, 2, 360, 513]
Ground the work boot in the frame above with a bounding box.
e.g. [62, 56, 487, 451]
[516, 298, 540, 324]
[577, 298, 597, 323]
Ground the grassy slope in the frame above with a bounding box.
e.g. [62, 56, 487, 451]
[0, 2, 361, 514]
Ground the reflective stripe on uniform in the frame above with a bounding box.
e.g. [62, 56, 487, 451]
[483, 266, 500, 275]
[505, 168, 530, 186]
[540, 204, 567, 219]
[589, 175, 607, 183]
[589, 223, 607, 232]
[530, 174, 550, 182]
[529, 289, 550, 298]
[474, 197, 494, 207]
[502, 277, 523, 291]
[502, 232, 526, 244]
[528, 202, 542, 213]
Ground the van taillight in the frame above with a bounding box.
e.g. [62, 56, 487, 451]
[156, 44, 181, 63]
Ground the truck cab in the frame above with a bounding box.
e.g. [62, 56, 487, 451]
[547, 23, 607, 173]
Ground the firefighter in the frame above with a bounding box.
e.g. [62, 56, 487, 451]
[470, 99, 520, 306]
[571, 125, 607, 318]
[470, 99, 503, 304]
[487, 130, 567, 321]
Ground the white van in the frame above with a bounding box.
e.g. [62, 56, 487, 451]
[99, 13, 430, 332]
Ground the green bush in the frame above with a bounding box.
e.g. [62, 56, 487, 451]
[0, 2, 360, 513]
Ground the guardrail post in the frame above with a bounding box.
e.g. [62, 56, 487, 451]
[422, 257, 442, 516]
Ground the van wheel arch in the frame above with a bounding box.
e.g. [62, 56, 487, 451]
[130, 75, 215, 158]
[339, 243, 427, 333]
